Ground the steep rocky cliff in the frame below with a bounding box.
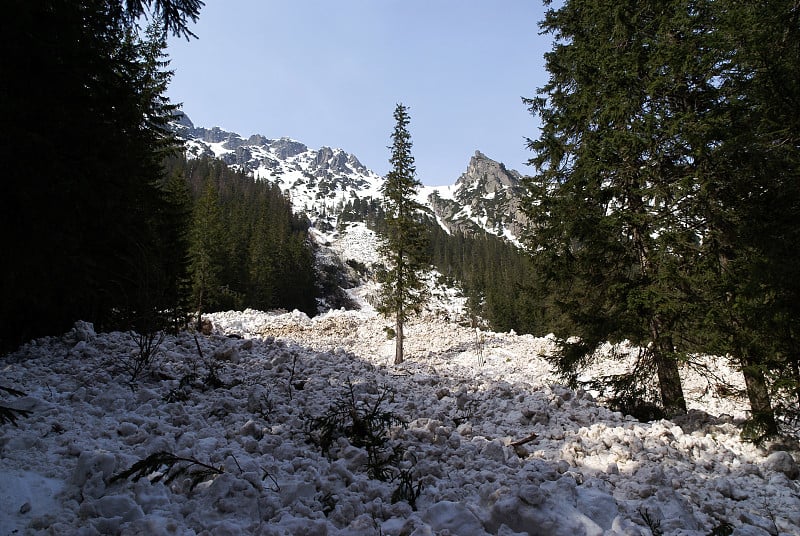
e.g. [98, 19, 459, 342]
[426, 151, 528, 241]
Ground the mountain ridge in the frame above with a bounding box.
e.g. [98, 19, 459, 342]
[171, 113, 529, 241]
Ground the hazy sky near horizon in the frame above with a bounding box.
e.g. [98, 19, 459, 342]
[166, 1, 552, 186]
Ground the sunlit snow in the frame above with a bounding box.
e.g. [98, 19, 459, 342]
[2, 275, 798, 534]
[3, 123, 794, 535]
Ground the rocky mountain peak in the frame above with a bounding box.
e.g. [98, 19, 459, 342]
[424, 151, 529, 241]
[173, 111, 194, 129]
[456, 150, 522, 198]
[171, 113, 528, 242]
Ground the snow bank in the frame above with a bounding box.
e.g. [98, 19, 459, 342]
[1, 311, 798, 535]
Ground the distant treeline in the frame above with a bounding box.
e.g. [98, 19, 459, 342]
[0, 1, 317, 351]
[164, 155, 318, 317]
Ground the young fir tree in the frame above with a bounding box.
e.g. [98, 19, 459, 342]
[378, 104, 430, 365]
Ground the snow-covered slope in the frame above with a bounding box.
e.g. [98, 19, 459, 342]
[313, 221, 469, 319]
[172, 114, 383, 221]
[1, 312, 798, 535]
[171, 114, 528, 240]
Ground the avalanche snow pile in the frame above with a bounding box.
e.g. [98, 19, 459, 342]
[1, 310, 799, 535]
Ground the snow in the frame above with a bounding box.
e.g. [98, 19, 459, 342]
[420, 185, 457, 202]
[2, 308, 799, 535]
[326, 222, 382, 267]
[249, 146, 384, 219]
[207, 141, 232, 159]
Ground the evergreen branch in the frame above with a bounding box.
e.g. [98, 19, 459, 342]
[0, 385, 31, 426]
[0, 405, 31, 427]
[0, 385, 26, 398]
[639, 506, 664, 536]
[111, 451, 223, 491]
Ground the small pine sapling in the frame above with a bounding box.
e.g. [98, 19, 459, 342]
[305, 379, 406, 476]
[639, 506, 664, 536]
[475, 327, 486, 367]
[390, 452, 423, 510]
[391, 467, 423, 510]
[706, 522, 734, 536]
[121, 329, 166, 391]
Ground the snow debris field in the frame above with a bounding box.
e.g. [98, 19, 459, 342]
[1, 309, 799, 535]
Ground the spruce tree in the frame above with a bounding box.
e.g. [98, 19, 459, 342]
[525, 0, 799, 432]
[1, 1, 196, 350]
[153, 168, 193, 327]
[188, 180, 226, 314]
[119, 0, 203, 39]
[247, 208, 278, 310]
[378, 104, 430, 365]
[522, 0, 728, 416]
[688, 0, 800, 437]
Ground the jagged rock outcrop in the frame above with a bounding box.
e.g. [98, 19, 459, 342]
[427, 151, 529, 241]
[171, 114, 528, 241]
[268, 138, 308, 159]
[457, 150, 519, 193]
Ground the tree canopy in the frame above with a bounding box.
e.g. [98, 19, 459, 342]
[167, 155, 318, 317]
[1, 0, 196, 350]
[524, 0, 800, 433]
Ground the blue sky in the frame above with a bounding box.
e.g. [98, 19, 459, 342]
[166, 1, 552, 186]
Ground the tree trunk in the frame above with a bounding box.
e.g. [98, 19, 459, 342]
[650, 320, 687, 416]
[792, 356, 800, 407]
[741, 355, 778, 436]
[395, 315, 404, 365]
[632, 212, 686, 416]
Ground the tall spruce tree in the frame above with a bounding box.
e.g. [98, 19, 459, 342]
[688, 0, 800, 437]
[525, 0, 800, 432]
[188, 180, 226, 314]
[378, 104, 430, 365]
[1, 0, 199, 351]
[522, 0, 732, 416]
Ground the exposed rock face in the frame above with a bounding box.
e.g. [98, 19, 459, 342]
[171, 114, 529, 242]
[268, 138, 308, 159]
[427, 192, 478, 236]
[313, 146, 363, 178]
[173, 111, 194, 129]
[457, 150, 519, 193]
[428, 151, 529, 241]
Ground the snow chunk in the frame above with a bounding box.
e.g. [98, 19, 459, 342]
[761, 451, 799, 479]
[422, 501, 488, 535]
